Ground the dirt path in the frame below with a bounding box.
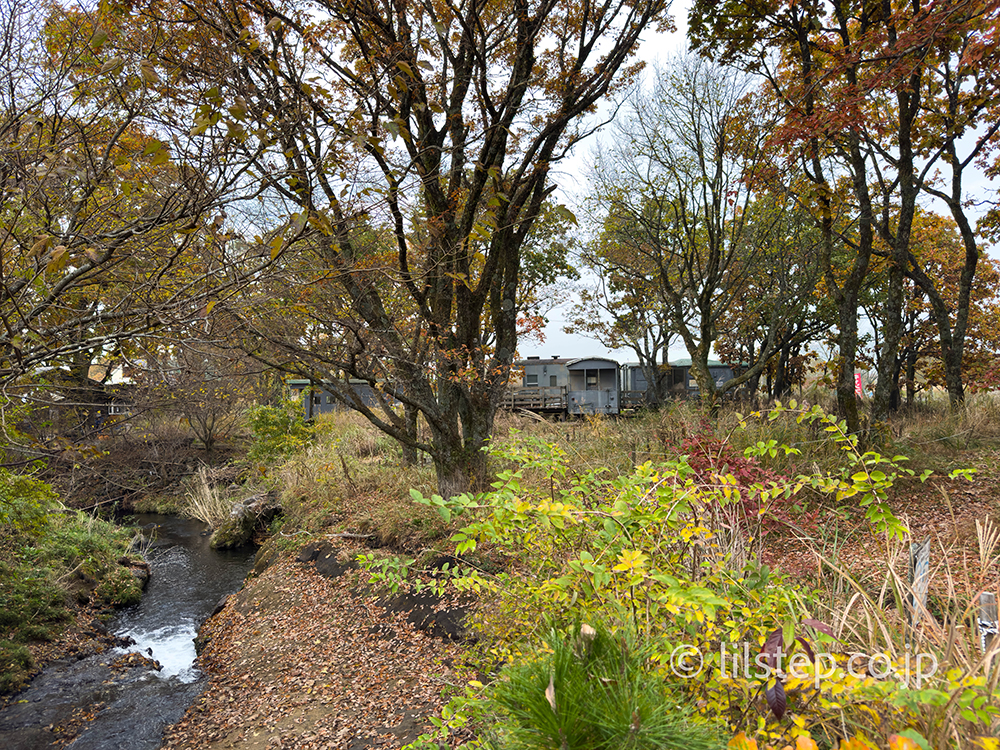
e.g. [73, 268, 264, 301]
[161, 543, 469, 750]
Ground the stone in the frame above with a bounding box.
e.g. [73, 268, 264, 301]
[210, 491, 281, 549]
[297, 541, 359, 579]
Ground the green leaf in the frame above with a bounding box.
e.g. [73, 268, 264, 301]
[90, 28, 109, 50]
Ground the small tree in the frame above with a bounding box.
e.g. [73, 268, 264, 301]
[139, 340, 270, 452]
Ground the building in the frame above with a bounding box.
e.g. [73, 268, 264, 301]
[288, 379, 389, 419]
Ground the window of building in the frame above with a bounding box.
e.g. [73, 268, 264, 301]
[313, 395, 321, 405]
[550, 375, 557, 387]
[586, 372, 598, 390]
[326, 394, 334, 404]
[526, 373, 538, 386]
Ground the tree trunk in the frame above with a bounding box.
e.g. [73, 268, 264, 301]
[905, 348, 917, 407]
[872, 261, 905, 422]
[401, 404, 419, 466]
[429, 421, 491, 500]
[773, 343, 791, 399]
[836, 300, 862, 435]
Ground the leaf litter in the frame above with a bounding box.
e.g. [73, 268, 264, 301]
[161, 545, 469, 750]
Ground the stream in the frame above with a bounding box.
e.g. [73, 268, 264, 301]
[0, 514, 255, 750]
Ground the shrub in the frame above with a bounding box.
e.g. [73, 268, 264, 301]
[0, 468, 58, 536]
[246, 401, 314, 466]
[374, 403, 991, 749]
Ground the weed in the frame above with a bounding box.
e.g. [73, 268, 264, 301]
[182, 467, 233, 528]
[0, 641, 33, 694]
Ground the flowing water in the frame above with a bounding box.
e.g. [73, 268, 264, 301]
[0, 514, 254, 750]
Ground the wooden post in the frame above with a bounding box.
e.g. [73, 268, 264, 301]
[908, 539, 931, 642]
[979, 592, 998, 656]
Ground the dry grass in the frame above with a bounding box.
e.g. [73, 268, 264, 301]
[272, 411, 443, 548]
[808, 526, 1000, 747]
[894, 392, 1000, 453]
[182, 467, 233, 528]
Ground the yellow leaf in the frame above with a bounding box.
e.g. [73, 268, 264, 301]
[30, 234, 52, 257]
[140, 59, 160, 85]
[99, 55, 124, 75]
[840, 737, 879, 750]
[270, 235, 283, 260]
[46, 245, 68, 273]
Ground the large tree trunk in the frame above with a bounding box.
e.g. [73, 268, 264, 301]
[429, 388, 493, 499]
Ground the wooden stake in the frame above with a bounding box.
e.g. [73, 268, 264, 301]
[908, 539, 931, 642]
[979, 592, 998, 655]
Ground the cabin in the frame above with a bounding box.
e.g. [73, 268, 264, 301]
[503, 356, 572, 414]
[667, 358, 736, 396]
[566, 357, 620, 415]
[288, 379, 388, 419]
[620, 362, 689, 407]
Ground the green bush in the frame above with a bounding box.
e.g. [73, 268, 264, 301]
[246, 401, 314, 465]
[95, 566, 143, 607]
[0, 468, 58, 536]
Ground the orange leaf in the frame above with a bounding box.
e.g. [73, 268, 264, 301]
[729, 733, 760, 750]
[841, 737, 880, 750]
[796, 736, 820, 750]
[888, 736, 922, 750]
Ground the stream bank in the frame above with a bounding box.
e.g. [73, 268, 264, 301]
[0, 515, 254, 750]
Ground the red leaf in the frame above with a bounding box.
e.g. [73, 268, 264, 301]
[795, 636, 815, 662]
[761, 627, 783, 670]
[802, 618, 837, 639]
[764, 679, 786, 719]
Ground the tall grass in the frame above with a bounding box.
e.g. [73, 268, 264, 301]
[182, 467, 233, 528]
[807, 526, 1000, 748]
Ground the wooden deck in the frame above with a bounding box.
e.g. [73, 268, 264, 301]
[501, 386, 567, 413]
